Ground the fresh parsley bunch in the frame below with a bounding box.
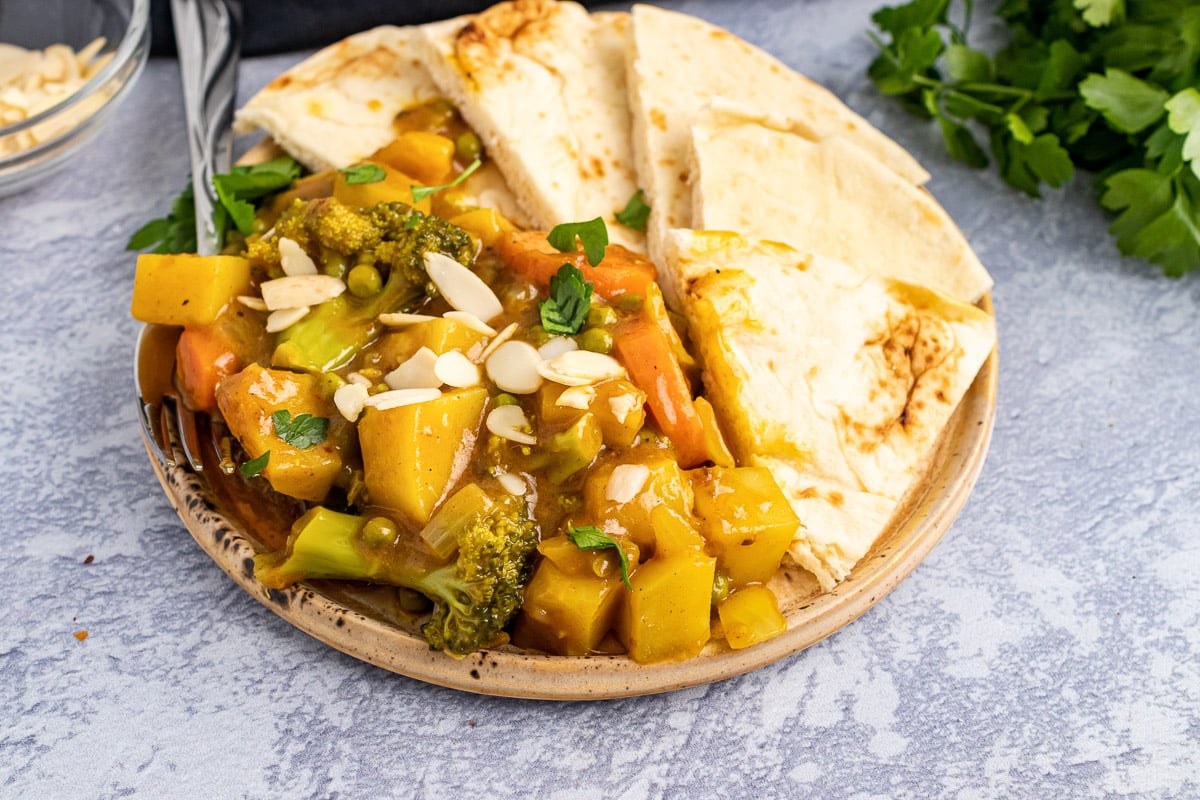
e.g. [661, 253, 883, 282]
[868, 0, 1200, 276]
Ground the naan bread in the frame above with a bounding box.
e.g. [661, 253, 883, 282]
[663, 229, 996, 589]
[233, 26, 439, 173]
[690, 102, 994, 303]
[417, 0, 644, 250]
[627, 4, 931, 270]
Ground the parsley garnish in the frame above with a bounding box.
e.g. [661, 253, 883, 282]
[411, 158, 481, 202]
[566, 525, 632, 589]
[547, 217, 608, 267]
[867, 0, 1200, 276]
[127, 156, 301, 253]
[240, 451, 270, 478]
[271, 410, 329, 449]
[539, 264, 594, 335]
[615, 189, 651, 231]
[340, 163, 386, 185]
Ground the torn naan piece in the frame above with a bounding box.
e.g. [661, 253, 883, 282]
[417, 0, 644, 250]
[233, 26, 440, 173]
[689, 103, 993, 303]
[627, 4, 930, 268]
[664, 229, 996, 590]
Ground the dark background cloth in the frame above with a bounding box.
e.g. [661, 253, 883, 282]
[150, 0, 606, 56]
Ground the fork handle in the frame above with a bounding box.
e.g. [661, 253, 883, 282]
[171, 0, 242, 256]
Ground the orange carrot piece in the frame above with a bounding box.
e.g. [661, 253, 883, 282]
[613, 317, 708, 468]
[175, 326, 241, 412]
[497, 231, 656, 300]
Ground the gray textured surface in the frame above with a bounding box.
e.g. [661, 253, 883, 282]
[2, 1, 1198, 797]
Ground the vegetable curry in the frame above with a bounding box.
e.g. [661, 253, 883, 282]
[130, 100, 801, 663]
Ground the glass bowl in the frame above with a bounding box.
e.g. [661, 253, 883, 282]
[0, 0, 150, 196]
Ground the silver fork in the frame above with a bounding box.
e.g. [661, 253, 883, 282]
[136, 0, 242, 472]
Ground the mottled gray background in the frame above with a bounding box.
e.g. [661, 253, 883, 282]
[1, 1, 1197, 797]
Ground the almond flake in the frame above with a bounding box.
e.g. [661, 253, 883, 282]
[537, 336, 579, 361]
[478, 322, 519, 364]
[606, 464, 651, 504]
[378, 311, 437, 327]
[537, 350, 626, 387]
[424, 251, 503, 322]
[278, 237, 318, 276]
[486, 405, 537, 445]
[385, 347, 440, 390]
[556, 385, 596, 410]
[346, 372, 372, 386]
[363, 387, 442, 411]
[609, 391, 644, 425]
[237, 295, 268, 312]
[334, 382, 370, 422]
[260, 275, 345, 310]
[265, 306, 309, 332]
[497, 472, 527, 496]
[434, 350, 481, 388]
[485, 340, 544, 395]
[444, 310, 496, 336]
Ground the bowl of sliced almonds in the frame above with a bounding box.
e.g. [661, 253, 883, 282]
[0, 0, 149, 195]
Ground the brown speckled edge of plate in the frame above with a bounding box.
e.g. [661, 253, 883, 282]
[141, 296, 997, 700]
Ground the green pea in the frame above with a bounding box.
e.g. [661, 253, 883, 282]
[578, 327, 613, 354]
[252, 216, 270, 235]
[455, 131, 483, 164]
[711, 572, 733, 605]
[323, 250, 349, 279]
[347, 264, 383, 297]
[616, 293, 644, 312]
[494, 393, 520, 407]
[361, 516, 398, 546]
[586, 305, 618, 328]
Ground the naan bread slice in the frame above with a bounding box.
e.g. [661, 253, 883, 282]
[417, 0, 644, 250]
[663, 229, 995, 590]
[233, 26, 439, 173]
[690, 103, 993, 303]
[627, 4, 930, 269]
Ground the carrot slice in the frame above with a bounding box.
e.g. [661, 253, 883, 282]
[176, 325, 242, 412]
[496, 230, 656, 300]
[613, 317, 708, 468]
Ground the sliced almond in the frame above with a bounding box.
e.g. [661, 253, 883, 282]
[478, 322, 519, 364]
[606, 464, 651, 505]
[265, 306, 309, 332]
[497, 471, 527, 496]
[444, 310, 496, 336]
[260, 275, 345, 310]
[237, 295, 268, 312]
[278, 236, 318, 276]
[434, 350, 481, 388]
[609, 391, 645, 425]
[537, 336, 579, 361]
[362, 387, 442, 411]
[424, 251, 503, 322]
[385, 347, 440, 390]
[378, 311, 437, 327]
[334, 382, 370, 422]
[485, 340, 544, 395]
[537, 350, 626, 387]
[346, 371, 372, 387]
[556, 385, 596, 410]
[486, 405, 537, 445]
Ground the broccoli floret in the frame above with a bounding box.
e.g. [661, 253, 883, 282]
[254, 495, 540, 656]
[267, 199, 475, 373]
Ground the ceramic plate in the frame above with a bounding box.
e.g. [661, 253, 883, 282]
[137, 300, 997, 700]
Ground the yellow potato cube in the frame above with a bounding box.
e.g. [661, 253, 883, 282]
[447, 207, 515, 249]
[373, 131, 456, 186]
[692, 466, 800, 587]
[130, 254, 252, 327]
[583, 457, 694, 553]
[717, 585, 787, 649]
[358, 387, 488, 528]
[332, 162, 432, 214]
[216, 364, 342, 503]
[617, 550, 715, 664]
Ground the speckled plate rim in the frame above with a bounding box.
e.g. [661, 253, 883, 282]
[140, 298, 996, 700]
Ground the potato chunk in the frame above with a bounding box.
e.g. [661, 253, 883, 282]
[617, 550, 715, 664]
[691, 466, 800, 587]
[216, 364, 342, 503]
[717, 585, 787, 649]
[131, 254, 252, 327]
[358, 387, 488, 528]
[332, 161, 432, 214]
